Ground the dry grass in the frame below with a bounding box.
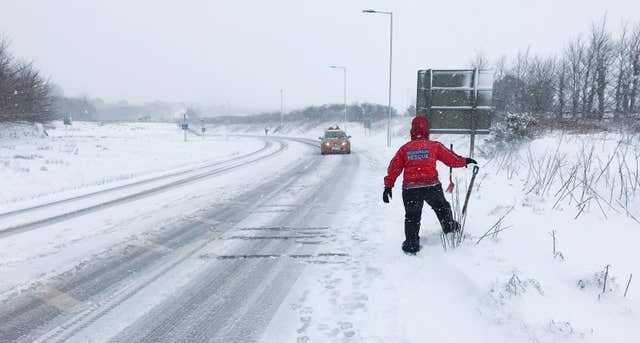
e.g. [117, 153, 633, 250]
[491, 132, 640, 223]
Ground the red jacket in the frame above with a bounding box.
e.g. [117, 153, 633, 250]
[384, 116, 467, 189]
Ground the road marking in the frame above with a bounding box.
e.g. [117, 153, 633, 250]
[226, 235, 332, 240]
[37, 286, 83, 313]
[238, 226, 329, 231]
[199, 252, 349, 261]
[195, 218, 220, 228]
[128, 240, 173, 254]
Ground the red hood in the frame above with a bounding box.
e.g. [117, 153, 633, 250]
[410, 116, 430, 140]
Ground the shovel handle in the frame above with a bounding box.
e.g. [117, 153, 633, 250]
[462, 165, 480, 216]
[449, 144, 454, 173]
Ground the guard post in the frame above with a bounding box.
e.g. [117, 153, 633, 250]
[181, 113, 189, 142]
[416, 68, 493, 157]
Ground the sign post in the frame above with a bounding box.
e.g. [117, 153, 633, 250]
[181, 113, 189, 142]
[416, 68, 493, 157]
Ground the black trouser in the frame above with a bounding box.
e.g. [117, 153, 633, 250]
[402, 184, 456, 243]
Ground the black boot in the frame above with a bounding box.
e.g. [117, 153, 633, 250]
[434, 206, 460, 234]
[402, 239, 421, 254]
[442, 220, 461, 234]
[403, 219, 422, 254]
[403, 198, 422, 254]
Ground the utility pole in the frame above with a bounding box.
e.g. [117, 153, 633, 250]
[329, 65, 348, 129]
[183, 113, 187, 142]
[280, 89, 284, 128]
[363, 9, 393, 147]
[343, 67, 347, 128]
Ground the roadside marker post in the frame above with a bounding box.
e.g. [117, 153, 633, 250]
[182, 113, 189, 142]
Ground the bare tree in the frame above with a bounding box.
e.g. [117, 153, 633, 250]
[557, 58, 567, 119]
[581, 36, 595, 117]
[565, 38, 585, 118]
[489, 17, 639, 122]
[492, 54, 514, 112]
[615, 23, 632, 116]
[629, 24, 640, 113]
[0, 35, 54, 123]
[11, 62, 55, 121]
[513, 48, 531, 113]
[0, 36, 17, 118]
[494, 54, 507, 80]
[589, 17, 614, 119]
[470, 50, 490, 70]
[527, 55, 557, 114]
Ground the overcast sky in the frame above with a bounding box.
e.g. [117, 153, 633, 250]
[1, 0, 638, 113]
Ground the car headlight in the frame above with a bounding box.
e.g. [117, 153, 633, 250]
[324, 142, 330, 146]
[341, 141, 347, 146]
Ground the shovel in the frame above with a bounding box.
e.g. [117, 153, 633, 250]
[445, 144, 455, 193]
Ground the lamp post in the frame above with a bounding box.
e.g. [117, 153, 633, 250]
[362, 9, 393, 147]
[329, 65, 347, 129]
[280, 89, 284, 128]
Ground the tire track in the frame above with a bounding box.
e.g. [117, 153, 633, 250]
[0, 138, 286, 239]
[0, 137, 319, 343]
[110, 148, 360, 343]
[0, 139, 272, 219]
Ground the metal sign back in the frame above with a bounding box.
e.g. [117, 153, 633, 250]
[417, 69, 493, 134]
[416, 68, 494, 157]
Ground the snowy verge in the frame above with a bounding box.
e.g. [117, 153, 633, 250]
[0, 121, 263, 206]
[261, 123, 640, 343]
[0, 135, 309, 301]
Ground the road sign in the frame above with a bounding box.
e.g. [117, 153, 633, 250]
[416, 68, 494, 157]
[181, 123, 189, 130]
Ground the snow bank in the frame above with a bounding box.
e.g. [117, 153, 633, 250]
[2, 118, 638, 342]
[0, 121, 263, 205]
[261, 122, 640, 343]
[0, 122, 48, 140]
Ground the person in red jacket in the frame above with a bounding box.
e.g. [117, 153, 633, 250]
[383, 116, 477, 254]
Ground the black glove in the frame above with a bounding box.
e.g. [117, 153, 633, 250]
[466, 158, 478, 166]
[383, 187, 392, 203]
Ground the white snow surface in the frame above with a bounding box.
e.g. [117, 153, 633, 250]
[260, 123, 640, 342]
[0, 121, 261, 207]
[1, 119, 639, 342]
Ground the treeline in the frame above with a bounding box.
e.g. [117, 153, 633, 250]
[484, 17, 640, 120]
[0, 38, 55, 122]
[204, 103, 398, 125]
[55, 96, 190, 122]
[1, 35, 191, 124]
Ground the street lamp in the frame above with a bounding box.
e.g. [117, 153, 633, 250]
[280, 88, 284, 128]
[329, 65, 347, 129]
[362, 9, 393, 147]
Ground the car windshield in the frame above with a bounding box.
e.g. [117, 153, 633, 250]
[325, 131, 346, 139]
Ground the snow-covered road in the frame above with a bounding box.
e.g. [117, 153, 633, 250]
[1, 121, 639, 343]
[0, 132, 360, 342]
[0, 138, 281, 235]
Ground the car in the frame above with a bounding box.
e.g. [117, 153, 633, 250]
[319, 126, 351, 154]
